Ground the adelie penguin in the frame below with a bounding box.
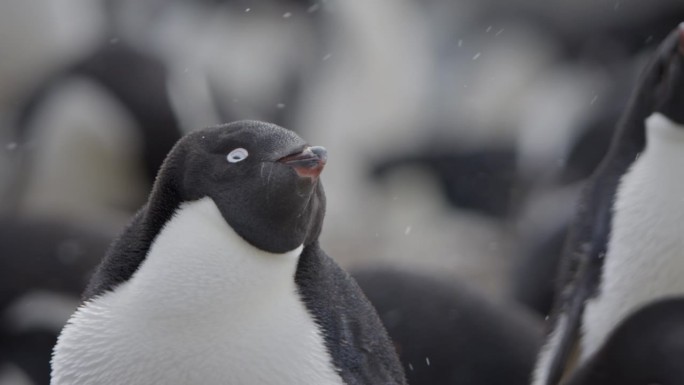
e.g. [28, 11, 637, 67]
[532, 24, 684, 385]
[50, 120, 407, 385]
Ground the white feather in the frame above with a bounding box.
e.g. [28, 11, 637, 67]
[582, 112, 684, 360]
[51, 197, 344, 385]
[531, 314, 569, 385]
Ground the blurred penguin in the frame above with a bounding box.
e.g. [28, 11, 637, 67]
[354, 268, 543, 385]
[0, 216, 111, 384]
[532, 25, 684, 385]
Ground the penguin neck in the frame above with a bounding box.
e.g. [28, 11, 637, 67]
[114, 196, 305, 317]
[582, 112, 684, 359]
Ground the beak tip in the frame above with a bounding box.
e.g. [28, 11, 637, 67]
[677, 23, 684, 54]
[278, 146, 327, 178]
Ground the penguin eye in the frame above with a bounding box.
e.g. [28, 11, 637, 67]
[227, 148, 249, 163]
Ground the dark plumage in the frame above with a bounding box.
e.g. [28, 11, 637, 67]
[566, 298, 684, 385]
[371, 147, 517, 218]
[354, 269, 543, 385]
[0, 217, 109, 309]
[0, 217, 111, 384]
[297, 249, 407, 384]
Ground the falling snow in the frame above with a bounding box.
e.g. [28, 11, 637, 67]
[283, 12, 292, 18]
[472, 52, 481, 60]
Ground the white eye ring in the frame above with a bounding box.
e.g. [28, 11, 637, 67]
[227, 148, 249, 163]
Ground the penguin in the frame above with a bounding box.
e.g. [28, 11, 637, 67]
[51, 120, 406, 385]
[532, 23, 684, 385]
[353, 268, 543, 385]
[4, 41, 183, 228]
[371, 145, 518, 218]
[564, 297, 684, 385]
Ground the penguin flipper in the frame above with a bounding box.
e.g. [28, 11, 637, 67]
[295, 243, 408, 385]
[83, 206, 166, 301]
[533, 174, 615, 385]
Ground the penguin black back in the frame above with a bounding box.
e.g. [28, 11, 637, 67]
[354, 269, 543, 385]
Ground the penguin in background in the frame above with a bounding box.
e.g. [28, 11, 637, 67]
[4, 41, 183, 228]
[532, 24, 684, 385]
[371, 145, 518, 219]
[51, 121, 406, 385]
[564, 297, 684, 385]
[353, 268, 543, 385]
[0, 217, 111, 384]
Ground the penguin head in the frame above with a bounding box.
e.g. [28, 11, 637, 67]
[153, 120, 327, 253]
[638, 23, 684, 124]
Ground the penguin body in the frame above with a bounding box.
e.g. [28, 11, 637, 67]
[51, 121, 406, 385]
[55, 198, 341, 384]
[5, 42, 182, 228]
[566, 297, 684, 385]
[582, 111, 684, 358]
[533, 24, 684, 385]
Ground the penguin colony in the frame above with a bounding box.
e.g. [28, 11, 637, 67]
[44, 23, 684, 385]
[0, 3, 681, 384]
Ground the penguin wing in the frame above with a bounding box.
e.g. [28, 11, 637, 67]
[295, 244, 408, 385]
[83, 206, 164, 300]
[537, 162, 622, 385]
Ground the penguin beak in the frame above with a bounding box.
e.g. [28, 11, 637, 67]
[278, 146, 327, 178]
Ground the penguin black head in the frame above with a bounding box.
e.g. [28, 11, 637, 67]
[152, 120, 327, 254]
[636, 23, 684, 124]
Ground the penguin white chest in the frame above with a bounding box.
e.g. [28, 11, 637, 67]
[582, 113, 684, 359]
[51, 198, 345, 385]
